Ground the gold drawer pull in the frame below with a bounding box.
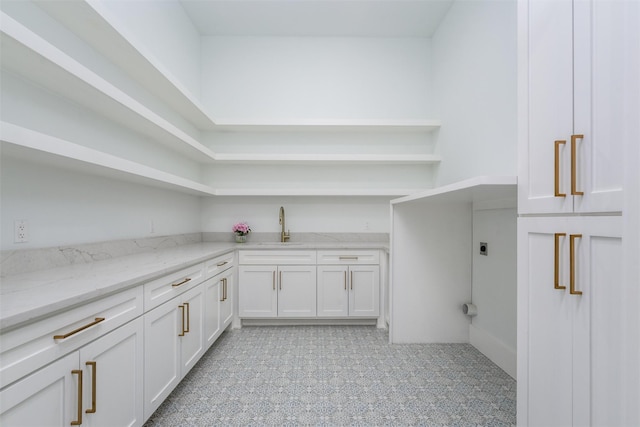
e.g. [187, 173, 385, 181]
[339, 256, 359, 260]
[571, 134, 584, 196]
[570, 234, 583, 295]
[178, 305, 186, 336]
[216, 261, 228, 267]
[172, 277, 191, 287]
[554, 233, 566, 290]
[71, 369, 83, 425]
[54, 318, 105, 340]
[554, 140, 566, 197]
[86, 361, 97, 414]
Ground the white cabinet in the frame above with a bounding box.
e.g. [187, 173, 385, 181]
[238, 265, 317, 318]
[0, 317, 144, 427]
[317, 251, 380, 318]
[204, 265, 234, 347]
[143, 285, 205, 419]
[518, 0, 630, 215]
[517, 0, 639, 425]
[517, 216, 633, 426]
[238, 250, 317, 318]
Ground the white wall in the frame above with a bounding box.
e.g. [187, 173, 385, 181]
[432, 0, 517, 185]
[201, 196, 391, 234]
[471, 206, 517, 377]
[96, 0, 202, 99]
[201, 36, 434, 120]
[0, 156, 202, 250]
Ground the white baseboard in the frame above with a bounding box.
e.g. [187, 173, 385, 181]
[469, 323, 516, 379]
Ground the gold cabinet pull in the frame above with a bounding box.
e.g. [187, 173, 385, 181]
[85, 361, 96, 414]
[216, 261, 228, 267]
[554, 140, 566, 197]
[570, 234, 583, 295]
[220, 278, 225, 302]
[350, 271, 353, 290]
[54, 318, 105, 340]
[184, 302, 190, 333]
[273, 271, 276, 290]
[571, 134, 584, 196]
[223, 278, 228, 301]
[344, 271, 347, 290]
[178, 305, 186, 336]
[554, 233, 566, 290]
[339, 256, 359, 260]
[279, 271, 282, 290]
[71, 369, 83, 425]
[172, 277, 191, 287]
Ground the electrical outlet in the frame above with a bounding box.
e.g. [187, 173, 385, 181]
[480, 242, 488, 256]
[14, 220, 28, 243]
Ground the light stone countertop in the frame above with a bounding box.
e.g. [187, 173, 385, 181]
[0, 241, 388, 331]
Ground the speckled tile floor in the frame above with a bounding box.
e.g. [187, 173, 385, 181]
[144, 326, 516, 426]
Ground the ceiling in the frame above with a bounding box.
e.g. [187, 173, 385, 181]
[179, 0, 454, 38]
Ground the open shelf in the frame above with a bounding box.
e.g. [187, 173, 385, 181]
[0, 122, 217, 197]
[213, 153, 442, 165]
[214, 188, 426, 197]
[0, 12, 216, 163]
[34, 0, 217, 130]
[213, 118, 441, 133]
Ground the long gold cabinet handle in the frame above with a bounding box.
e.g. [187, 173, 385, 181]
[178, 305, 186, 336]
[554, 233, 566, 290]
[339, 256, 359, 261]
[279, 271, 283, 290]
[571, 134, 584, 196]
[554, 140, 567, 197]
[350, 271, 353, 290]
[570, 234, 583, 295]
[71, 369, 83, 425]
[220, 278, 225, 302]
[272, 271, 276, 290]
[54, 318, 105, 340]
[172, 277, 191, 287]
[85, 361, 97, 414]
[224, 278, 228, 301]
[184, 302, 190, 333]
[344, 271, 347, 290]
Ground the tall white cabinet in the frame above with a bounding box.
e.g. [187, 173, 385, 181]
[517, 0, 639, 425]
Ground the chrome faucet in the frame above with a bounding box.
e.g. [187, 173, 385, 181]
[279, 206, 290, 242]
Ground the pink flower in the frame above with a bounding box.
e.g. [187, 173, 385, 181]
[232, 222, 251, 235]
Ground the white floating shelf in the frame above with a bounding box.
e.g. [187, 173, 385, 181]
[0, 122, 217, 197]
[212, 118, 441, 132]
[213, 153, 442, 165]
[0, 12, 216, 163]
[214, 188, 426, 197]
[34, 0, 217, 130]
[391, 176, 518, 206]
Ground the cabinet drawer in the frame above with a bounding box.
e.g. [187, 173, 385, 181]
[316, 250, 380, 265]
[0, 286, 143, 388]
[144, 262, 205, 311]
[204, 252, 234, 279]
[239, 250, 316, 265]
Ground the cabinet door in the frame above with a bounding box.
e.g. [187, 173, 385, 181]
[238, 265, 277, 317]
[204, 277, 221, 349]
[348, 266, 380, 317]
[317, 266, 349, 317]
[518, 216, 624, 426]
[80, 318, 144, 427]
[220, 268, 234, 328]
[517, 217, 573, 426]
[179, 286, 205, 375]
[572, 0, 629, 213]
[278, 266, 317, 317]
[518, 0, 574, 215]
[144, 300, 181, 419]
[0, 352, 79, 426]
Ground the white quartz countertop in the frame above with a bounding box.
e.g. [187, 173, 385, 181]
[0, 241, 387, 331]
